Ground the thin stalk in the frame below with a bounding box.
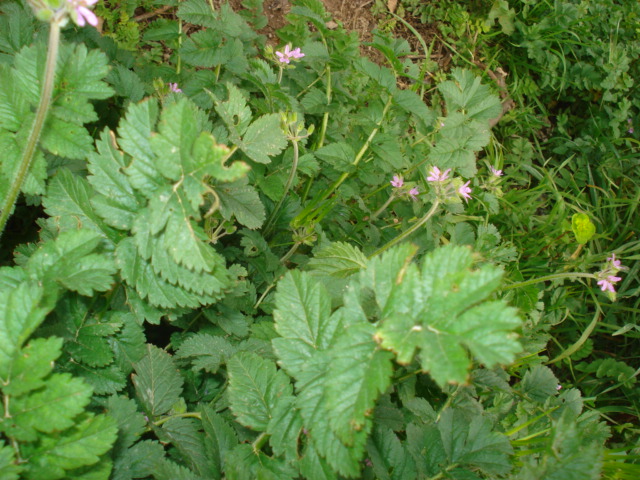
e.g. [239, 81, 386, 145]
[263, 139, 299, 235]
[369, 199, 441, 258]
[280, 241, 301, 264]
[370, 193, 396, 220]
[319, 95, 394, 204]
[252, 432, 270, 454]
[314, 65, 331, 150]
[502, 272, 595, 291]
[0, 18, 61, 240]
[153, 411, 202, 428]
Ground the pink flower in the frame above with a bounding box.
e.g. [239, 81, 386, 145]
[607, 254, 622, 269]
[409, 187, 419, 199]
[169, 83, 182, 93]
[68, 0, 99, 27]
[490, 166, 503, 177]
[426, 166, 451, 182]
[390, 175, 404, 188]
[276, 45, 305, 64]
[597, 275, 622, 293]
[458, 180, 472, 202]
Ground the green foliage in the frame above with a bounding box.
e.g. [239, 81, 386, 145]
[0, 0, 637, 478]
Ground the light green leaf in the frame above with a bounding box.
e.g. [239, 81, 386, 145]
[225, 444, 298, 480]
[24, 413, 117, 480]
[40, 117, 94, 159]
[325, 322, 393, 444]
[217, 179, 266, 229]
[392, 88, 435, 127]
[3, 373, 93, 442]
[241, 113, 288, 164]
[44, 169, 119, 240]
[438, 68, 502, 122]
[227, 352, 293, 432]
[111, 440, 165, 480]
[376, 245, 522, 386]
[107, 395, 146, 453]
[367, 426, 417, 480]
[213, 83, 252, 144]
[314, 142, 355, 172]
[272, 271, 338, 378]
[177, 0, 218, 28]
[307, 241, 367, 278]
[2, 337, 62, 396]
[267, 395, 303, 461]
[0, 441, 22, 480]
[521, 365, 560, 403]
[200, 406, 238, 479]
[74, 363, 127, 396]
[132, 345, 184, 418]
[0, 282, 48, 380]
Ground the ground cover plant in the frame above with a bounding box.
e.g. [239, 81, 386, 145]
[0, 0, 637, 479]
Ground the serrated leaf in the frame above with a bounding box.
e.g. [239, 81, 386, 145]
[376, 245, 522, 386]
[392, 88, 435, 128]
[267, 395, 303, 461]
[272, 271, 339, 378]
[315, 142, 355, 172]
[107, 395, 146, 453]
[2, 373, 93, 442]
[325, 322, 393, 444]
[40, 117, 94, 159]
[74, 363, 127, 395]
[217, 179, 266, 229]
[24, 413, 117, 480]
[110, 313, 147, 375]
[438, 68, 502, 122]
[111, 440, 165, 480]
[521, 365, 560, 403]
[44, 169, 119, 240]
[177, 0, 218, 28]
[225, 444, 298, 480]
[132, 345, 184, 418]
[241, 113, 288, 164]
[200, 406, 238, 480]
[367, 425, 417, 480]
[213, 83, 252, 144]
[0, 282, 48, 380]
[159, 417, 213, 476]
[228, 351, 293, 432]
[175, 333, 235, 373]
[0, 441, 22, 480]
[307, 241, 367, 278]
[2, 337, 62, 396]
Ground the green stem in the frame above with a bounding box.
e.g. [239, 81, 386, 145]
[263, 139, 299, 235]
[280, 241, 301, 264]
[314, 65, 331, 150]
[369, 199, 440, 258]
[153, 411, 202, 428]
[547, 297, 601, 365]
[0, 18, 61, 241]
[319, 95, 394, 204]
[370, 193, 396, 220]
[277, 65, 283, 84]
[502, 272, 596, 291]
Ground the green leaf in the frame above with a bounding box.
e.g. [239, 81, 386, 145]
[175, 333, 235, 373]
[272, 271, 339, 378]
[325, 322, 393, 444]
[227, 351, 293, 432]
[43, 169, 119, 240]
[521, 365, 560, 403]
[407, 408, 512, 478]
[200, 406, 238, 480]
[366, 425, 417, 480]
[307, 241, 367, 278]
[241, 113, 288, 164]
[571, 213, 596, 244]
[225, 444, 298, 480]
[217, 179, 266, 229]
[107, 395, 146, 453]
[0, 441, 22, 480]
[159, 417, 213, 477]
[74, 363, 127, 396]
[2, 373, 93, 442]
[438, 68, 502, 122]
[24, 413, 117, 480]
[267, 395, 303, 461]
[27, 228, 117, 296]
[314, 142, 355, 172]
[111, 440, 165, 480]
[40, 117, 94, 160]
[0, 282, 48, 381]
[392, 88, 435, 128]
[376, 245, 522, 386]
[177, 0, 217, 28]
[132, 345, 184, 418]
[213, 83, 252, 144]
[2, 337, 62, 396]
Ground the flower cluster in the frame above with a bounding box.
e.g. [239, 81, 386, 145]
[390, 175, 419, 199]
[596, 254, 625, 294]
[425, 166, 473, 203]
[168, 83, 182, 93]
[67, 0, 99, 27]
[276, 45, 305, 64]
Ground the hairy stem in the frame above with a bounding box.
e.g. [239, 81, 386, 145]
[502, 272, 596, 291]
[263, 139, 299, 235]
[369, 199, 441, 258]
[314, 65, 331, 150]
[0, 18, 61, 241]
